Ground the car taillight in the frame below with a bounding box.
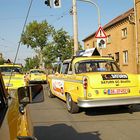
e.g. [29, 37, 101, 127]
[83, 77, 88, 98]
[83, 77, 88, 90]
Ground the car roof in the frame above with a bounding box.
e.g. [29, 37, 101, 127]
[63, 56, 113, 64]
[0, 64, 22, 67]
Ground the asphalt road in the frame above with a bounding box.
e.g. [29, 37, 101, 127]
[28, 85, 140, 140]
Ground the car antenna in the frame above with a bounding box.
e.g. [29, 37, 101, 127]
[7, 0, 33, 92]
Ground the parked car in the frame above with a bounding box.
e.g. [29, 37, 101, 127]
[47, 48, 140, 113]
[0, 63, 26, 93]
[25, 69, 47, 84]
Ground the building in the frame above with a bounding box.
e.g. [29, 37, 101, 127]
[83, 0, 140, 74]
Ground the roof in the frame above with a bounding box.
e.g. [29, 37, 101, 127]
[82, 8, 134, 42]
[72, 56, 113, 64]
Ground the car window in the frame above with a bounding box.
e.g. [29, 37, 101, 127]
[0, 75, 8, 126]
[30, 70, 45, 74]
[61, 63, 69, 74]
[68, 63, 73, 74]
[0, 66, 23, 74]
[75, 60, 120, 74]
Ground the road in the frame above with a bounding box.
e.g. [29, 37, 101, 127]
[28, 85, 140, 140]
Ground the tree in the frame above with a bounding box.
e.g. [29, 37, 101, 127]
[24, 56, 40, 71]
[0, 58, 4, 65]
[43, 28, 83, 66]
[21, 20, 54, 67]
[52, 28, 73, 61]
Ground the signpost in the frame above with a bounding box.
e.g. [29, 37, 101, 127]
[95, 26, 107, 48]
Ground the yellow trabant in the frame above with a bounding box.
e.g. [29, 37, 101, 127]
[0, 63, 25, 91]
[26, 69, 47, 84]
[47, 53, 140, 113]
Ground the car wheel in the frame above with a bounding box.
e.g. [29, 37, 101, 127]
[66, 93, 79, 114]
[48, 84, 55, 98]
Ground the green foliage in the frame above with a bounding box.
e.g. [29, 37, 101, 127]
[21, 20, 54, 50]
[0, 58, 4, 65]
[24, 56, 40, 71]
[43, 28, 73, 65]
[21, 20, 83, 69]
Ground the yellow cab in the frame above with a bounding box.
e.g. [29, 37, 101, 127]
[0, 63, 26, 92]
[0, 72, 44, 140]
[25, 69, 47, 84]
[47, 48, 140, 113]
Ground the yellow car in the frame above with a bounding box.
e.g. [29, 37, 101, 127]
[47, 49, 140, 113]
[26, 69, 47, 84]
[0, 63, 26, 92]
[0, 71, 44, 140]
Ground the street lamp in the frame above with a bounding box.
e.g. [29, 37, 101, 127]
[72, 0, 101, 56]
[78, 0, 101, 27]
[77, 0, 102, 55]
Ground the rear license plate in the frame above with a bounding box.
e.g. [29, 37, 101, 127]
[108, 89, 128, 95]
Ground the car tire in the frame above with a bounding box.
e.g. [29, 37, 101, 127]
[119, 105, 132, 109]
[48, 84, 55, 98]
[66, 93, 79, 114]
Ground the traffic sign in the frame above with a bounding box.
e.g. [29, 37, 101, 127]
[95, 26, 107, 38]
[97, 38, 106, 48]
[77, 48, 100, 56]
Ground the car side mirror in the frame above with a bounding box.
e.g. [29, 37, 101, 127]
[18, 84, 44, 105]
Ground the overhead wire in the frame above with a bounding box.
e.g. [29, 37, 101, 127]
[1, 3, 71, 65]
[13, 0, 33, 65]
[0, 14, 55, 21]
[50, 11, 70, 25]
[7, 0, 33, 91]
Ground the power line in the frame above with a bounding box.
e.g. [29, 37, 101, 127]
[0, 44, 9, 48]
[7, 0, 34, 90]
[12, 0, 33, 65]
[0, 14, 56, 21]
[0, 35, 18, 46]
[51, 11, 70, 24]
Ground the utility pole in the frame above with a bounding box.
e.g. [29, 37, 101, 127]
[72, 0, 79, 56]
[72, 0, 101, 55]
[78, 0, 102, 55]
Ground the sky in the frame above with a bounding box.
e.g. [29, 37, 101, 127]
[0, 0, 134, 65]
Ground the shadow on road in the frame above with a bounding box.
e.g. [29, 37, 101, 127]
[83, 105, 140, 116]
[34, 123, 101, 140]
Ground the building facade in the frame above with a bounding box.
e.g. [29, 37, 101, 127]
[83, 0, 140, 74]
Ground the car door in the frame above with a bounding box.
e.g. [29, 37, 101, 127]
[51, 62, 69, 100]
[0, 72, 32, 140]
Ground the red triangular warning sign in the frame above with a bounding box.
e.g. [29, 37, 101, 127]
[95, 26, 107, 38]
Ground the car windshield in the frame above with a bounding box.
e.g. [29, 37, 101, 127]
[30, 70, 45, 74]
[0, 66, 23, 74]
[75, 60, 120, 74]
